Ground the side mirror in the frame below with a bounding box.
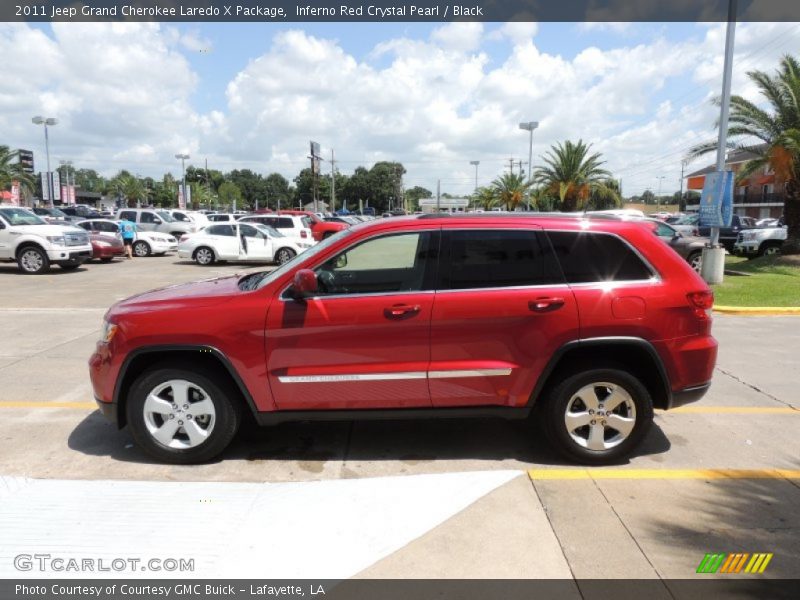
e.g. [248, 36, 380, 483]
[153, 218, 162, 224]
[334, 254, 347, 269]
[291, 269, 318, 299]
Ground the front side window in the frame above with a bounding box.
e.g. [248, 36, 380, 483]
[140, 212, 158, 223]
[546, 231, 653, 283]
[97, 221, 118, 233]
[314, 232, 435, 296]
[439, 229, 562, 290]
[119, 211, 137, 222]
[238, 224, 261, 238]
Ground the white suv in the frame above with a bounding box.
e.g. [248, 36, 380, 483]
[238, 214, 314, 246]
[116, 208, 198, 239]
[0, 206, 92, 274]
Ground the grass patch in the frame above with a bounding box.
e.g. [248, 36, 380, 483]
[712, 255, 800, 307]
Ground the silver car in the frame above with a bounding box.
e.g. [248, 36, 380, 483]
[116, 208, 197, 239]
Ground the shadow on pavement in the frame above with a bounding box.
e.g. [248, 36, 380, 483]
[68, 410, 671, 468]
[647, 460, 800, 580]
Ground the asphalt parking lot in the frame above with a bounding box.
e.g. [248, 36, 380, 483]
[0, 254, 798, 584]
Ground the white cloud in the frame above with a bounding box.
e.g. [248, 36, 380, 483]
[2, 21, 798, 199]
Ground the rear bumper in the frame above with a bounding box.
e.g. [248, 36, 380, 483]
[668, 382, 711, 409]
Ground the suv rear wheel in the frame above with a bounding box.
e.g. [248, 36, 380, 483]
[541, 368, 653, 465]
[126, 366, 241, 464]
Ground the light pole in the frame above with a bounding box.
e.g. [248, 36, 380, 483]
[469, 160, 479, 210]
[656, 175, 666, 212]
[175, 153, 190, 209]
[519, 121, 539, 211]
[32, 116, 58, 207]
[59, 160, 73, 205]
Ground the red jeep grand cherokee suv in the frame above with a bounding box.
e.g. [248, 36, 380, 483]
[89, 214, 717, 465]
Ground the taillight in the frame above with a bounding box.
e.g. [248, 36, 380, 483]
[301, 230, 308, 239]
[687, 290, 714, 319]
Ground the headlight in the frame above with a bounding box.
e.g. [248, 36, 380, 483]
[167, 236, 176, 243]
[740, 231, 756, 241]
[47, 236, 66, 246]
[100, 320, 118, 344]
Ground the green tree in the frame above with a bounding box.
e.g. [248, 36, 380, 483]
[474, 186, 499, 210]
[533, 139, 611, 212]
[264, 173, 291, 210]
[689, 54, 800, 253]
[341, 167, 372, 211]
[368, 162, 406, 212]
[293, 167, 330, 209]
[71, 168, 105, 192]
[227, 169, 268, 209]
[491, 172, 532, 211]
[641, 190, 655, 205]
[217, 181, 243, 211]
[587, 178, 623, 210]
[404, 186, 432, 211]
[0, 145, 36, 200]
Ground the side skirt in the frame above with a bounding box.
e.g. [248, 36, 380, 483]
[253, 405, 533, 427]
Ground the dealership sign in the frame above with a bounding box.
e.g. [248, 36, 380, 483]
[698, 170, 733, 228]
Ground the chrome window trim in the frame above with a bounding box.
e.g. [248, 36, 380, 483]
[428, 368, 512, 379]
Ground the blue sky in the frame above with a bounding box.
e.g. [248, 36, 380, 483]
[6, 21, 798, 196]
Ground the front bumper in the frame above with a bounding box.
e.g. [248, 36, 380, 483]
[150, 241, 178, 254]
[733, 241, 758, 256]
[95, 395, 118, 425]
[47, 245, 93, 263]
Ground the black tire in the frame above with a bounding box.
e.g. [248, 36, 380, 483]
[274, 247, 296, 265]
[540, 368, 653, 465]
[100, 257, 113, 263]
[758, 242, 781, 257]
[687, 251, 702, 273]
[132, 240, 151, 257]
[16, 245, 50, 275]
[126, 365, 241, 464]
[194, 246, 216, 266]
[58, 263, 81, 270]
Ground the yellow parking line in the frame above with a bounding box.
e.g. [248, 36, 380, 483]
[0, 401, 96, 409]
[528, 469, 800, 480]
[660, 406, 799, 414]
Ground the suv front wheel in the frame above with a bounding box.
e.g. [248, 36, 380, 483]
[541, 368, 653, 465]
[126, 366, 241, 464]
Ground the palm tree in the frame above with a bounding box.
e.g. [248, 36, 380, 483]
[491, 172, 532, 211]
[689, 54, 800, 254]
[533, 140, 611, 212]
[473, 186, 499, 210]
[0, 146, 36, 201]
[588, 178, 623, 210]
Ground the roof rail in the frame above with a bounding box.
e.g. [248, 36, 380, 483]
[415, 212, 624, 220]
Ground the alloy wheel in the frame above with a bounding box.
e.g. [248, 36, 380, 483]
[563, 382, 637, 451]
[20, 249, 44, 273]
[143, 379, 216, 450]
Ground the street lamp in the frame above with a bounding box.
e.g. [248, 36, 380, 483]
[59, 160, 73, 205]
[519, 121, 539, 210]
[656, 175, 666, 212]
[175, 153, 190, 209]
[32, 116, 58, 207]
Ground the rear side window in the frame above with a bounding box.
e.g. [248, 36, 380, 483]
[276, 218, 294, 229]
[546, 231, 653, 283]
[207, 225, 235, 236]
[440, 230, 562, 290]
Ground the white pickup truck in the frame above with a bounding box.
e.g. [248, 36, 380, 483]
[0, 206, 93, 274]
[733, 220, 787, 258]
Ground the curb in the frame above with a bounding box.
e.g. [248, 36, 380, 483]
[715, 305, 800, 316]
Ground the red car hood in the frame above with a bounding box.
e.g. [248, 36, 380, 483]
[109, 275, 241, 316]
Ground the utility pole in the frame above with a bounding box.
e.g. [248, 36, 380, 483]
[330, 149, 336, 214]
[517, 160, 528, 177]
[470, 160, 479, 192]
[679, 160, 687, 211]
[507, 157, 515, 175]
[436, 179, 441, 213]
[702, 0, 737, 284]
[656, 175, 666, 211]
[205, 158, 211, 210]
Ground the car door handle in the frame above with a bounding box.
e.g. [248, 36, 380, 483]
[384, 304, 421, 319]
[528, 297, 565, 313]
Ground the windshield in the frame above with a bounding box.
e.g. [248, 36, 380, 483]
[156, 210, 176, 222]
[248, 228, 354, 290]
[0, 207, 47, 226]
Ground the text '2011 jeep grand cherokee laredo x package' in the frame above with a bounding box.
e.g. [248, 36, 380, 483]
[90, 214, 718, 465]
